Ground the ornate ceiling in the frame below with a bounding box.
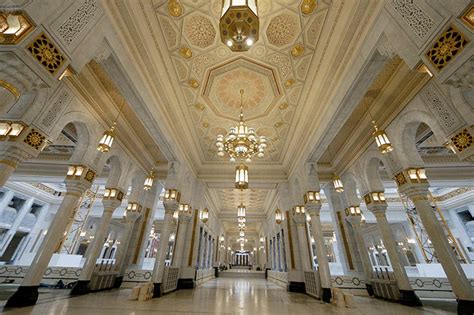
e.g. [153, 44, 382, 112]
[153, 0, 330, 163]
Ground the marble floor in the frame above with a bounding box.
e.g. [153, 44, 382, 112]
[0, 278, 457, 314]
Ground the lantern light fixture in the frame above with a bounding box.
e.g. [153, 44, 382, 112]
[372, 122, 394, 154]
[235, 164, 249, 190]
[345, 206, 362, 217]
[201, 207, 209, 223]
[275, 209, 283, 225]
[407, 168, 428, 182]
[220, 0, 259, 52]
[173, 210, 179, 221]
[126, 202, 142, 213]
[237, 203, 246, 217]
[97, 99, 125, 153]
[143, 169, 154, 191]
[333, 174, 344, 193]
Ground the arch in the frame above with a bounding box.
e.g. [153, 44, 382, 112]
[361, 149, 395, 193]
[390, 107, 447, 168]
[341, 171, 362, 207]
[128, 169, 146, 202]
[49, 110, 100, 166]
[104, 155, 123, 188]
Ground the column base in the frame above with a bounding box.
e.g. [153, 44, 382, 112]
[322, 287, 332, 303]
[177, 278, 195, 289]
[113, 276, 123, 288]
[5, 286, 39, 308]
[287, 281, 305, 293]
[153, 283, 161, 298]
[399, 290, 422, 307]
[70, 280, 91, 295]
[366, 283, 374, 296]
[458, 299, 474, 315]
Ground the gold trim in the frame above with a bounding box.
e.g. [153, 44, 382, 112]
[27, 32, 66, 75]
[426, 24, 468, 71]
[460, 4, 474, 30]
[0, 159, 18, 168]
[65, 191, 82, 198]
[188, 209, 198, 267]
[411, 195, 429, 202]
[286, 211, 295, 270]
[337, 211, 354, 270]
[0, 80, 20, 101]
[133, 207, 150, 264]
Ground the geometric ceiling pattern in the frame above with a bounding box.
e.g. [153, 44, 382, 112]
[154, 0, 330, 162]
[212, 188, 270, 212]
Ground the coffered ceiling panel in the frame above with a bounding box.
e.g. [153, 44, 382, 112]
[153, 0, 329, 163]
[212, 188, 270, 213]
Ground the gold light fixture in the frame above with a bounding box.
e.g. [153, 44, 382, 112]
[216, 90, 267, 162]
[345, 206, 362, 216]
[407, 168, 428, 182]
[66, 165, 85, 178]
[173, 210, 179, 221]
[237, 203, 246, 217]
[293, 205, 305, 215]
[0, 12, 34, 45]
[235, 163, 249, 189]
[0, 121, 25, 140]
[275, 208, 283, 225]
[238, 216, 246, 224]
[372, 121, 394, 154]
[164, 189, 181, 202]
[97, 99, 125, 153]
[179, 204, 192, 215]
[143, 169, 155, 191]
[126, 202, 142, 213]
[304, 191, 321, 203]
[201, 207, 209, 223]
[333, 174, 344, 193]
[220, 0, 259, 51]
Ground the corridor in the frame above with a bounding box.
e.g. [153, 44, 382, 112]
[1, 278, 457, 314]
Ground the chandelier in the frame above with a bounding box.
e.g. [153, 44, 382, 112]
[220, 0, 259, 52]
[216, 90, 266, 162]
[237, 203, 246, 217]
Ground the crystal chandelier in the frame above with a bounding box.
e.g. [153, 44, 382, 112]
[216, 90, 267, 162]
[220, 0, 259, 52]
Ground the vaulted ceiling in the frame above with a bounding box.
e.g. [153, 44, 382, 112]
[153, 0, 330, 164]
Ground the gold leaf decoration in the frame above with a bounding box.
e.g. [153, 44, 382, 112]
[27, 33, 66, 75]
[426, 25, 468, 71]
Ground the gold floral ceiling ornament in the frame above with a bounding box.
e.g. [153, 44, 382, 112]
[451, 128, 473, 152]
[216, 89, 267, 162]
[290, 43, 305, 57]
[179, 47, 192, 59]
[188, 79, 199, 89]
[27, 33, 66, 75]
[168, 0, 184, 18]
[220, 0, 259, 51]
[426, 25, 468, 71]
[300, 0, 317, 15]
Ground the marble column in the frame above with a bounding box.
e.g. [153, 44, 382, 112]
[306, 203, 332, 302]
[172, 210, 192, 268]
[71, 195, 123, 295]
[400, 182, 474, 313]
[365, 197, 421, 306]
[114, 211, 141, 287]
[6, 167, 94, 308]
[292, 209, 312, 272]
[152, 198, 177, 298]
[346, 212, 374, 296]
[0, 197, 34, 256]
[0, 145, 33, 187]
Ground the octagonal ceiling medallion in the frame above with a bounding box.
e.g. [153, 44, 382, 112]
[202, 57, 282, 122]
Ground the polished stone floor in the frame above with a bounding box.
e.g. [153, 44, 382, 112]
[0, 278, 456, 314]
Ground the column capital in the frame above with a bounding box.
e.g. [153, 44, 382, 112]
[178, 211, 193, 222]
[346, 214, 362, 227]
[0, 122, 49, 157]
[125, 211, 141, 223]
[305, 202, 322, 217]
[365, 202, 388, 217]
[393, 168, 430, 192]
[163, 199, 179, 214]
[102, 198, 122, 212]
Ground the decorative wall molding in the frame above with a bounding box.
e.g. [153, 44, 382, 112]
[420, 83, 465, 135]
[389, 0, 434, 40]
[38, 88, 72, 132]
